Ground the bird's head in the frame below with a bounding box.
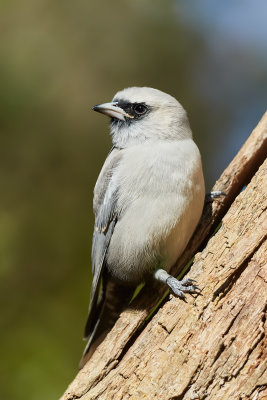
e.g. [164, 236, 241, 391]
[92, 87, 192, 148]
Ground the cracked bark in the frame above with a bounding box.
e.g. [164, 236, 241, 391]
[61, 112, 267, 400]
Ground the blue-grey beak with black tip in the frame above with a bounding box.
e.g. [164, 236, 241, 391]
[92, 102, 133, 121]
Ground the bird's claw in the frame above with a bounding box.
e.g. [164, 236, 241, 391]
[166, 276, 202, 299]
[205, 191, 226, 203]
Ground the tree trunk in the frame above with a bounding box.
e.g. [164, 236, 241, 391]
[61, 113, 267, 400]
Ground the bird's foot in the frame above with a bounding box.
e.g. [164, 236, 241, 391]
[166, 277, 201, 299]
[205, 190, 226, 203]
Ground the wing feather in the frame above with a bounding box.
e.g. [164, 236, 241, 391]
[83, 147, 122, 339]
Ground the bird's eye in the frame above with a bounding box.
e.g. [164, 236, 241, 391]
[134, 104, 147, 115]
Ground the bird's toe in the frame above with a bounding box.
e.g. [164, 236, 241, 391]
[166, 276, 201, 298]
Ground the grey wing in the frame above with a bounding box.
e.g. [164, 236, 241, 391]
[83, 148, 121, 340]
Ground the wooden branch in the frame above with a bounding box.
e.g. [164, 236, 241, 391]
[61, 112, 267, 400]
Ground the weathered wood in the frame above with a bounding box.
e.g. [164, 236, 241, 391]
[61, 113, 267, 400]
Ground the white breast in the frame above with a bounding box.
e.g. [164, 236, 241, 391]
[106, 139, 205, 284]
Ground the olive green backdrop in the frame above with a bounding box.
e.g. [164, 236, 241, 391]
[1, 1, 266, 399]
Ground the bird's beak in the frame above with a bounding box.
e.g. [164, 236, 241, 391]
[92, 102, 133, 121]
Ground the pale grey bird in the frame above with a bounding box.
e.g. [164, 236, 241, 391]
[80, 87, 205, 367]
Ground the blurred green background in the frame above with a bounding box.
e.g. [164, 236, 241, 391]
[0, 1, 266, 399]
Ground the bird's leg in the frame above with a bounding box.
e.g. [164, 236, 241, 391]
[205, 190, 226, 203]
[153, 268, 201, 299]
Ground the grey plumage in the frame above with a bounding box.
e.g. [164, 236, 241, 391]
[83, 148, 121, 342]
[81, 87, 205, 367]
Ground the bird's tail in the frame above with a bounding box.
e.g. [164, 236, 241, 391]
[79, 278, 135, 369]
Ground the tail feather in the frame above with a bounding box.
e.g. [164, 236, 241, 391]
[79, 278, 135, 368]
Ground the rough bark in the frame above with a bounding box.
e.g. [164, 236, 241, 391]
[61, 113, 267, 400]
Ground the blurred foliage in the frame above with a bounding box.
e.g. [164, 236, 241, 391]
[0, 1, 266, 399]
